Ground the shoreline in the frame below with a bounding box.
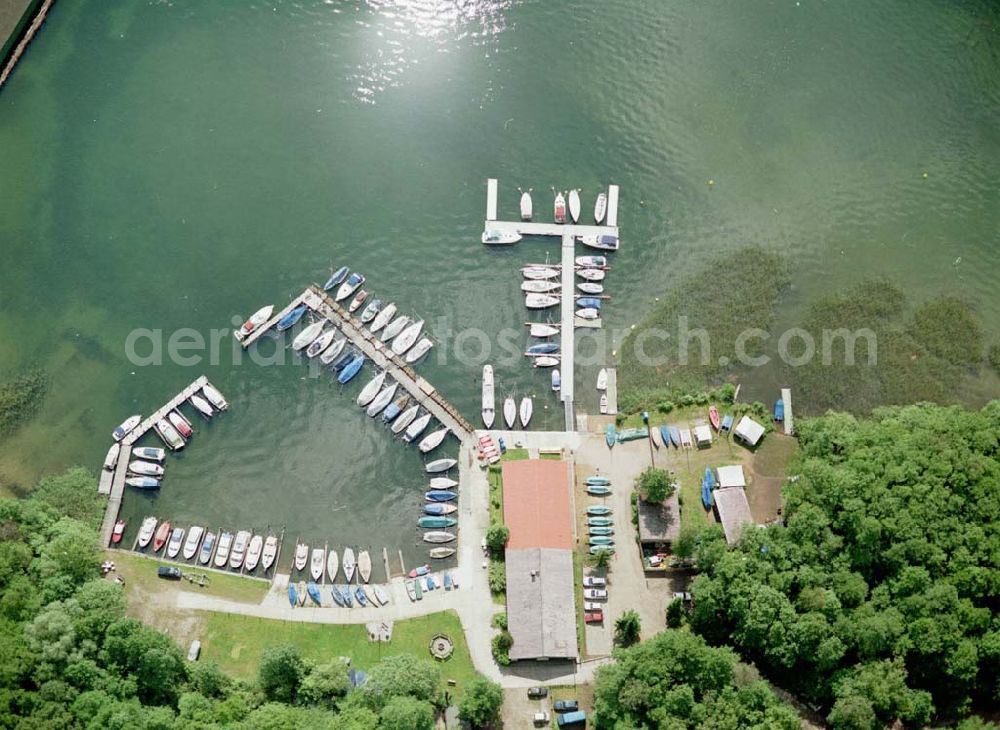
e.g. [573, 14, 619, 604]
[0, 0, 54, 91]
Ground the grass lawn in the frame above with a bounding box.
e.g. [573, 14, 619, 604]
[198, 609, 479, 700]
[110, 550, 269, 604]
[501, 448, 529, 461]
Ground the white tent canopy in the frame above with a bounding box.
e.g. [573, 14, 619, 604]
[693, 425, 713, 447]
[734, 416, 765, 447]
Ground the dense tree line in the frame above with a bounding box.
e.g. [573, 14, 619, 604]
[687, 403, 1000, 727]
[0, 468, 503, 728]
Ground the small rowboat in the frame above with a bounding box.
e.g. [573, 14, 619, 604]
[594, 191, 607, 223]
[554, 191, 566, 223]
[588, 517, 613, 527]
[577, 297, 602, 310]
[587, 485, 612, 496]
[587, 506, 612, 516]
[774, 399, 785, 421]
[669, 426, 682, 447]
[423, 531, 457, 543]
[709, 406, 721, 430]
[590, 527, 614, 536]
[426, 490, 457, 502]
[606, 425, 616, 448]
[409, 564, 430, 578]
[424, 503, 458, 515]
[429, 547, 456, 559]
[586, 476, 610, 486]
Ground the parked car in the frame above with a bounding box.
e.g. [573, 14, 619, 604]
[554, 699, 580, 713]
[533, 711, 550, 725]
[583, 588, 607, 600]
[584, 601, 603, 611]
[647, 555, 664, 567]
[585, 611, 604, 624]
[557, 710, 588, 727]
[583, 576, 607, 588]
[527, 687, 548, 699]
[157, 566, 182, 580]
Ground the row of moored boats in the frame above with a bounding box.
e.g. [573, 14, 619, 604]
[480, 364, 535, 429]
[127, 518, 278, 572]
[482, 186, 620, 247]
[582, 474, 617, 555]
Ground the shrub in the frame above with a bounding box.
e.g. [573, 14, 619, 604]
[491, 632, 513, 665]
[488, 561, 506, 594]
[491, 613, 507, 630]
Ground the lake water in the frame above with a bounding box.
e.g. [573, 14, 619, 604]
[1, 0, 997, 569]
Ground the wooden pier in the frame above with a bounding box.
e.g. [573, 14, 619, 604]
[485, 178, 620, 431]
[98, 375, 226, 546]
[301, 285, 475, 439]
[781, 387, 794, 435]
[604, 367, 618, 415]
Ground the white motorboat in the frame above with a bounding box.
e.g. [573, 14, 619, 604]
[132, 446, 165, 462]
[520, 190, 533, 220]
[156, 419, 186, 450]
[554, 191, 566, 223]
[594, 191, 607, 223]
[568, 189, 581, 223]
[294, 543, 308, 572]
[167, 528, 185, 558]
[366, 382, 398, 417]
[481, 365, 495, 428]
[426, 458, 458, 473]
[229, 530, 251, 569]
[576, 308, 600, 320]
[357, 371, 387, 406]
[597, 368, 608, 391]
[237, 305, 274, 338]
[112, 415, 142, 442]
[522, 266, 560, 280]
[380, 314, 410, 343]
[320, 336, 347, 365]
[423, 531, 456, 544]
[429, 477, 459, 489]
[577, 268, 606, 282]
[310, 548, 325, 581]
[552, 369, 561, 391]
[503, 396, 516, 428]
[292, 321, 325, 351]
[358, 551, 372, 583]
[519, 397, 533, 428]
[419, 427, 449, 453]
[190, 395, 213, 418]
[103, 443, 121, 471]
[404, 412, 432, 442]
[335, 272, 365, 302]
[342, 548, 356, 583]
[202, 384, 228, 411]
[600, 393, 609, 414]
[306, 329, 337, 358]
[129, 460, 164, 477]
[214, 532, 234, 568]
[245, 535, 263, 571]
[529, 323, 560, 338]
[137, 516, 157, 548]
[526, 294, 560, 309]
[168, 410, 193, 438]
[261, 535, 278, 571]
[391, 404, 420, 435]
[326, 549, 339, 582]
[482, 230, 522, 245]
[576, 255, 607, 267]
[360, 298, 382, 323]
[391, 319, 424, 355]
[199, 531, 217, 564]
[580, 234, 619, 251]
[578, 282, 604, 294]
[533, 356, 560, 368]
[369, 302, 397, 333]
[404, 337, 433, 364]
[521, 280, 561, 293]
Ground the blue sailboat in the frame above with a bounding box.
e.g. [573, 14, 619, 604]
[424, 503, 455, 515]
[307, 582, 322, 606]
[287, 583, 298, 607]
[337, 354, 366, 384]
[526, 342, 560, 355]
[354, 586, 368, 607]
[425, 490, 457, 502]
[339, 585, 353, 607]
[329, 585, 345, 607]
[323, 266, 349, 291]
[577, 297, 602, 309]
[660, 425, 671, 448]
[276, 305, 307, 331]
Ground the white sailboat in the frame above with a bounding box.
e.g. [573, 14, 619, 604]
[391, 404, 420, 435]
[419, 427, 449, 453]
[391, 319, 424, 356]
[369, 302, 397, 333]
[326, 549, 339, 582]
[568, 189, 581, 223]
[481, 365, 495, 428]
[522, 266, 560, 280]
[576, 268, 605, 281]
[529, 323, 560, 338]
[405, 338, 433, 364]
[291, 321, 325, 351]
[526, 294, 560, 309]
[320, 337, 347, 365]
[343, 548, 356, 582]
[597, 368, 608, 391]
[521, 280, 561, 293]
[357, 371, 387, 406]
[503, 396, 516, 429]
[519, 397, 533, 428]
[520, 189, 533, 220]
[366, 382, 398, 417]
[404, 412, 432, 442]
[594, 190, 607, 223]
[380, 314, 410, 343]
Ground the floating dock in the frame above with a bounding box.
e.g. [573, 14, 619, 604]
[98, 375, 224, 546]
[301, 285, 475, 439]
[781, 387, 794, 435]
[604, 367, 618, 415]
[485, 178, 621, 431]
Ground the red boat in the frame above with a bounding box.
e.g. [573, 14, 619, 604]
[112, 520, 126, 544]
[709, 406, 721, 431]
[348, 290, 369, 313]
[153, 521, 172, 552]
[169, 411, 193, 438]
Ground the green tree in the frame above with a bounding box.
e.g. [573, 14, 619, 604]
[636, 467, 675, 503]
[614, 610, 641, 647]
[485, 523, 509, 557]
[29, 467, 104, 529]
[588, 548, 613, 570]
[33, 517, 101, 601]
[363, 653, 440, 704]
[299, 659, 350, 707]
[488, 560, 506, 593]
[379, 695, 435, 730]
[665, 598, 686, 628]
[190, 661, 231, 699]
[458, 675, 503, 727]
[258, 645, 308, 703]
[491, 631, 513, 666]
[335, 702, 380, 729]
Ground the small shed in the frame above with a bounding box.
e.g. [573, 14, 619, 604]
[693, 425, 713, 448]
[716, 464, 746, 489]
[734, 416, 765, 447]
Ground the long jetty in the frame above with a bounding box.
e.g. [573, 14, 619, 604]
[485, 178, 620, 431]
[98, 375, 221, 546]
